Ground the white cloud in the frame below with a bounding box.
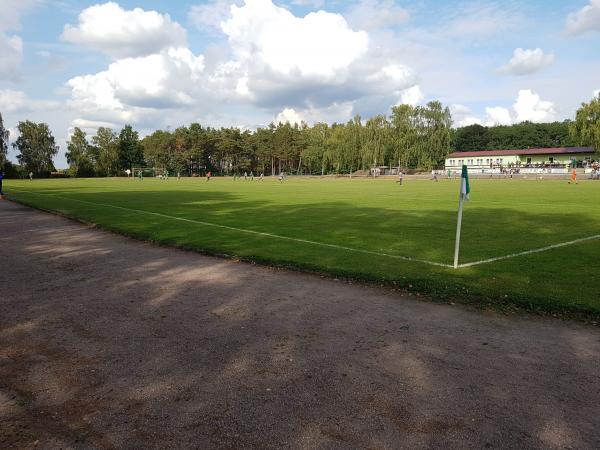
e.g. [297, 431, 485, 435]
[188, 0, 242, 33]
[67, 48, 206, 126]
[452, 90, 556, 127]
[459, 117, 482, 127]
[274, 102, 354, 126]
[290, 0, 325, 7]
[346, 0, 409, 31]
[0, 89, 60, 113]
[397, 85, 423, 106]
[0, 34, 22, 80]
[66, 0, 417, 132]
[61, 2, 187, 58]
[0, 89, 27, 112]
[72, 118, 120, 130]
[566, 0, 600, 34]
[220, 0, 415, 108]
[513, 89, 556, 122]
[500, 48, 554, 76]
[450, 104, 482, 127]
[0, 0, 39, 80]
[0, 0, 39, 31]
[484, 106, 512, 126]
[594, 89, 600, 97]
[223, 0, 368, 79]
[275, 108, 304, 124]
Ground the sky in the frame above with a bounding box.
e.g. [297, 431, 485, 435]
[0, 0, 599, 168]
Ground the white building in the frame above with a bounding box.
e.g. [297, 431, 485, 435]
[445, 147, 595, 173]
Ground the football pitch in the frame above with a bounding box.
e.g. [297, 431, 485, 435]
[5, 176, 600, 318]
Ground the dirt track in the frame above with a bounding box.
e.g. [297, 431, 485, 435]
[1, 200, 599, 449]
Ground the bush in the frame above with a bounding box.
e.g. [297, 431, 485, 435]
[2, 161, 26, 179]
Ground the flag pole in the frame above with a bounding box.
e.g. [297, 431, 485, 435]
[453, 192, 464, 269]
[453, 165, 469, 269]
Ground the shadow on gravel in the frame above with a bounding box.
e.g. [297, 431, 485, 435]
[1, 201, 599, 449]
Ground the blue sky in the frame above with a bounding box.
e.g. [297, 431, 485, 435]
[1, 0, 599, 168]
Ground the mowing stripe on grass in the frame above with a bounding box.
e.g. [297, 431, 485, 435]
[7, 188, 453, 269]
[458, 234, 600, 268]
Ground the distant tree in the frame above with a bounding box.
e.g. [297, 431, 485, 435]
[390, 104, 417, 169]
[571, 94, 600, 157]
[419, 101, 453, 169]
[254, 125, 276, 175]
[3, 160, 25, 178]
[92, 127, 119, 176]
[301, 122, 329, 175]
[118, 125, 144, 172]
[454, 121, 579, 152]
[0, 112, 8, 169]
[214, 127, 244, 174]
[65, 127, 95, 177]
[188, 123, 212, 174]
[13, 121, 58, 176]
[142, 129, 175, 170]
[454, 124, 489, 151]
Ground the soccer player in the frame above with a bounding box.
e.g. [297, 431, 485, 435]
[138, 170, 143, 181]
[244, 171, 247, 181]
[396, 171, 403, 185]
[0, 171, 4, 196]
[569, 169, 578, 184]
[206, 171, 212, 181]
[259, 172, 264, 181]
[29, 171, 33, 180]
[250, 171, 254, 181]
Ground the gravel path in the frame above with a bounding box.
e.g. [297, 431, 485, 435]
[1, 200, 599, 449]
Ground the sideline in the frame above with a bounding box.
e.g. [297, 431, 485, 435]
[6, 188, 453, 269]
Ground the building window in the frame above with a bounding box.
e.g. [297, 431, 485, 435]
[468, 159, 473, 165]
[549, 157, 554, 163]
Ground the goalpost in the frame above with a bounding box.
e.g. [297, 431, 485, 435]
[131, 167, 160, 178]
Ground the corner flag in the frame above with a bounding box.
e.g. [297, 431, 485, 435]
[454, 165, 470, 268]
[460, 165, 470, 201]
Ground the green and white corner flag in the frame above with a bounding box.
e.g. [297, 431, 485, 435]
[460, 165, 470, 201]
[454, 165, 470, 268]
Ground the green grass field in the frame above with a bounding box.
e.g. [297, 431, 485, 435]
[5, 176, 600, 319]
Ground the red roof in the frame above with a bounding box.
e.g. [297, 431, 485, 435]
[447, 147, 594, 158]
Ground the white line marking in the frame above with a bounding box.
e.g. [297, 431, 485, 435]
[6, 188, 453, 268]
[458, 234, 600, 268]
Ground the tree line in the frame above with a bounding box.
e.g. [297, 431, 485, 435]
[454, 121, 579, 152]
[1, 94, 598, 178]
